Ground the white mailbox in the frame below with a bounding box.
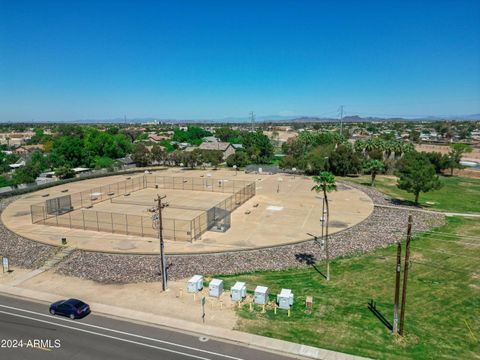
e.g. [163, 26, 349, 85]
[187, 275, 203, 293]
[277, 288, 294, 310]
[208, 279, 224, 298]
[230, 281, 247, 301]
[254, 286, 269, 305]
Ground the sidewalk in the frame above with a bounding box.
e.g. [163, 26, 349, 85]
[0, 282, 370, 360]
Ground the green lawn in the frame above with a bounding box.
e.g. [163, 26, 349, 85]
[341, 175, 480, 214]
[214, 217, 480, 360]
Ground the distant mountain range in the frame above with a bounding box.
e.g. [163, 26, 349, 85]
[1, 114, 479, 124]
[71, 113, 480, 124]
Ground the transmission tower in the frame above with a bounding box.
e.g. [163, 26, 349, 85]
[250, 111, 255, 132]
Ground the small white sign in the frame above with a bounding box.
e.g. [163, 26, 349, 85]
[2, 257, 9, 273]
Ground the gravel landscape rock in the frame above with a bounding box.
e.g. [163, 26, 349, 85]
[0, 197, 57, 269]
[55, 204, 445, 283]
[0, 186, 445, 283]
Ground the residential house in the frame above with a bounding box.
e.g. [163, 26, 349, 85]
[13, 146, 29, 156]
[198, 142, 235, 160]
[148, 134, 169, 143]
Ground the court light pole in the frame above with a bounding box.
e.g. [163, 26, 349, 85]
[155, 194, 168, 291]
[233, 165, 237, 176]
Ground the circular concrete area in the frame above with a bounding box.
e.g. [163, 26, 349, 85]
[1, 168, 374, 255]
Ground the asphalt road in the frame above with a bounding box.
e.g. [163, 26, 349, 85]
[0, 294, 299, 360]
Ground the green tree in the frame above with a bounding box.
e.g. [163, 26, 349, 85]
[51, 136, 86, 167]
[226, 151, 249, 167]
[215, 127, 240, 142]
[311, 171, 337, 281]
[201, 150, 223, 169]
[362, 159, 385, 186]
[302, 146, 332, 175]
[29, 150, 50, 171]
[278, 155, 297, 170]
[131, 143, 151, 166]
[424, 152, 450, 174]
[396, 153, 443, 204]
[447, 143, 473, 176]
[151, 144, 166, 164]
[173, 126, 212, 144]
[241, 130, 274, 163]
[93, 156, 115, 170]
[0, 176, 12, 187]
[83, 128, 132, 163]
[328, 144, 361, 176]
[12, 163, 42, 185]
[409, 130, 420, 143]
[55, 166, 75, 179]
[0, 152, 20, 173]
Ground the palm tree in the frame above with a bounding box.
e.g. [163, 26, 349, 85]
[363, 159, 385, 186]
[391, 140, 403, 159]
[311, 171, 337, 281]
[354, 139, 366, 154]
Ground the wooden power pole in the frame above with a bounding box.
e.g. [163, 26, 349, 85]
[399, 214, 413, 336]
[324, 193, 331, 281]
[392, 242, 402, 334]
[156, 194, 168, 291]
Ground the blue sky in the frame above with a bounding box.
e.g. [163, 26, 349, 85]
[0, 0, 479, 121]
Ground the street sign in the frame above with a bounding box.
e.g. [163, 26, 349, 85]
[2, 257, 9, 273]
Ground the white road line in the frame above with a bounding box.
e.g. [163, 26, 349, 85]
[0, 309, 212, 360]
[0, 304, 244, 360]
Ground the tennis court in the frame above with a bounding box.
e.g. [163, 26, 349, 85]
[30, 175, 256, 242]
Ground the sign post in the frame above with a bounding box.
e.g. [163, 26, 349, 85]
[2, 257, 9, 273]
[201, 296, 206, 324]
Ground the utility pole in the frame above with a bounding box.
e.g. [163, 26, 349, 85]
[320, 196, 330, 280]
[399, 214, 413, 336]
[392, 242, 402, 334]
[156, 194, 168, 291]
[339, 105, 344, 136]
[250, 111, 255, 132]
[320, 197, 325, 245]
[324, 192, 331, 281]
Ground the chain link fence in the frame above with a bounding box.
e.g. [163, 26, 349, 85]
[30, 175, 255, 242]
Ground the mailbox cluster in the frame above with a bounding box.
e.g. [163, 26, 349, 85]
[187, 275, 225, 298]
[186, 275, 294, 310]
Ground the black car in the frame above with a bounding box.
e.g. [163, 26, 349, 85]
[49, 298, 90, 319]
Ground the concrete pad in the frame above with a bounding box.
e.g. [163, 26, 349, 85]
[1, 168, 374, 255]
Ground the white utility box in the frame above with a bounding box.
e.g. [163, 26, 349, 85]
[208, 279, 224, 298]
[277, 288, 294, 310]
[230, 281, 247, 301]
[187, 275, 203, 293]
[254, 285, 269, 305]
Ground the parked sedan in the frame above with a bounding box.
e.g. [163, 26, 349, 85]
[49, 298, 90, 319]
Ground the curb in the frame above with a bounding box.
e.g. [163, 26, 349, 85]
[0, 284, 370, 360]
